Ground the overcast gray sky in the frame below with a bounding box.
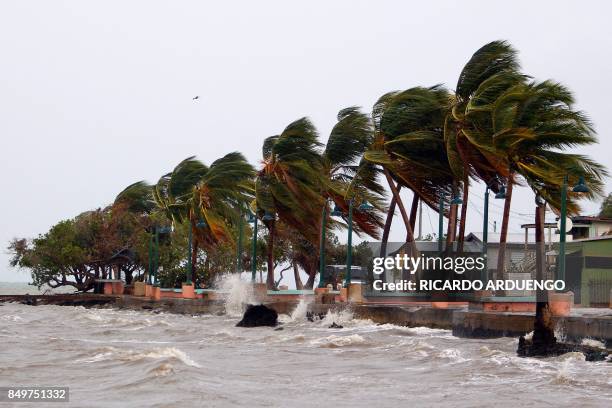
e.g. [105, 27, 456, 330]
[1, 0, 611, 282]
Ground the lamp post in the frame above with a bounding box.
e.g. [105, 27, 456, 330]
[438, 193, 444, 252]
[153, 227, 159, 285]
[345, 199, 354, 288]
[153, 226, 171, 286]
[236, 211, 244, 273]
[482, 187, 489, 283]
[148, 231, 153, 284]
[186, 226, 193, 285]
[318, 203, 328, 289]
[558, 175, 589, 284]
[248, 212, 258, 282]
[330, 199, 373, 289]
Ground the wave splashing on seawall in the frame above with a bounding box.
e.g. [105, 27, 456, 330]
[215, 273, 255, 317]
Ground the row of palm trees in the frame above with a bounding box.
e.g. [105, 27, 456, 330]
[114, 40, 607, 289]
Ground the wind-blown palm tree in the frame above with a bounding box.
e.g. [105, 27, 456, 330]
[321, 107, 386, 239]
[256, 118, 324, 289]
[154, 153, 254, 283]
[444, 40, 526, 252]
[489, 80, 607, 279]
[114, 181, 156, 215]
[365, 86, 454, 258]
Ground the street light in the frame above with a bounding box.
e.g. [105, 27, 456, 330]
[236, 210, 244, 273]
[330, 204, 343, 217]
[558, 175, 590, 284]
[330, 199, 374, 289]
[482, 187, 490, 283]
[248, 211, 258, 282]
[495, 184, 507, 199]
[262, 211, 276, 221]
[147, 225, 171, 285]
[318, 201, 329, 289]
[572, 176, 589, 193]
[438, 192, 444, 252]
[450, 194, 463, 205]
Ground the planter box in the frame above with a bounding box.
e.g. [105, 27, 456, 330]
[348, 283, 364, 303]
[182, 283, 195, 299]
[152, 286, 161, 301]
[549, 292, 573, 317]
[133, 281, 146, 297]
[112, 281, 124, 295]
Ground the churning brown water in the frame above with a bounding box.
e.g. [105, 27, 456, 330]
[1, 281, 611, 407]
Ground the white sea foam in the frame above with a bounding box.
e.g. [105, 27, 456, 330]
[311, 334, 367, 348]
[80, 346, 201, 368]
[436, 348, 470, 363]
[215, 273, 255, 317]
[319, 308, 356, 327]
[581, 338, 606, 349]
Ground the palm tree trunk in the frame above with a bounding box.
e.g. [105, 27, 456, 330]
[379, 185, 400, 258]
[304, 270, 316, 289]
[409, 193, 418, 234]
[532, 200, 556, 351]
[496, 174, 514, 281]
[446, 182, 459, 252]
[457, 179, 469, 253]
[383, 169, 418, 257]
[266, 222, 276, 289]
[293, 260, 303, 290]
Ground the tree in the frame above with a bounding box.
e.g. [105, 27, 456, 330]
[490, 80, 607, 281]
[152, 153, 254, 283]
[444, 40, 525, 252]
[366, 86, 454, 260]
[8, 206, 150, 291]
[599, 193, 612, 218]
[256, 118, 324, 288]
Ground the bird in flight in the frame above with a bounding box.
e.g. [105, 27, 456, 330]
[193, 96, 199, 100]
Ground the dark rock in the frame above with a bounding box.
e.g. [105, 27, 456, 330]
[21, 295, 37, 306]
[274, 327, 284, 331]
[236, 304, 278, 328]
[329, 322, 343, 329]
[306, 312, 325, 322]
[141, 305, 153, 310]
[518, 335, 610, 362]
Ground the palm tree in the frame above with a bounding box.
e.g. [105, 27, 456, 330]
[256, 118, 324, 289]
[365, 86, 454, 258]
[489, 80, 607, 281]
[306, 107, 387, 287]
[444, 40, 526, 252]
[154, 153, 254, 283]
[322, 107, 386, 236]
[114, 181, 156, 215]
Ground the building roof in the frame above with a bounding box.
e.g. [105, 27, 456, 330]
[465, 231, 558, 244]
[570, 216, 612, 223]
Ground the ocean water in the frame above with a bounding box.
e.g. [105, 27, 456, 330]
[0, 281, 611, 407]
[0, 282, 75, 295]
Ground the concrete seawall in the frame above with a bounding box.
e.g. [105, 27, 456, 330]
[3, 294, 611, 347]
